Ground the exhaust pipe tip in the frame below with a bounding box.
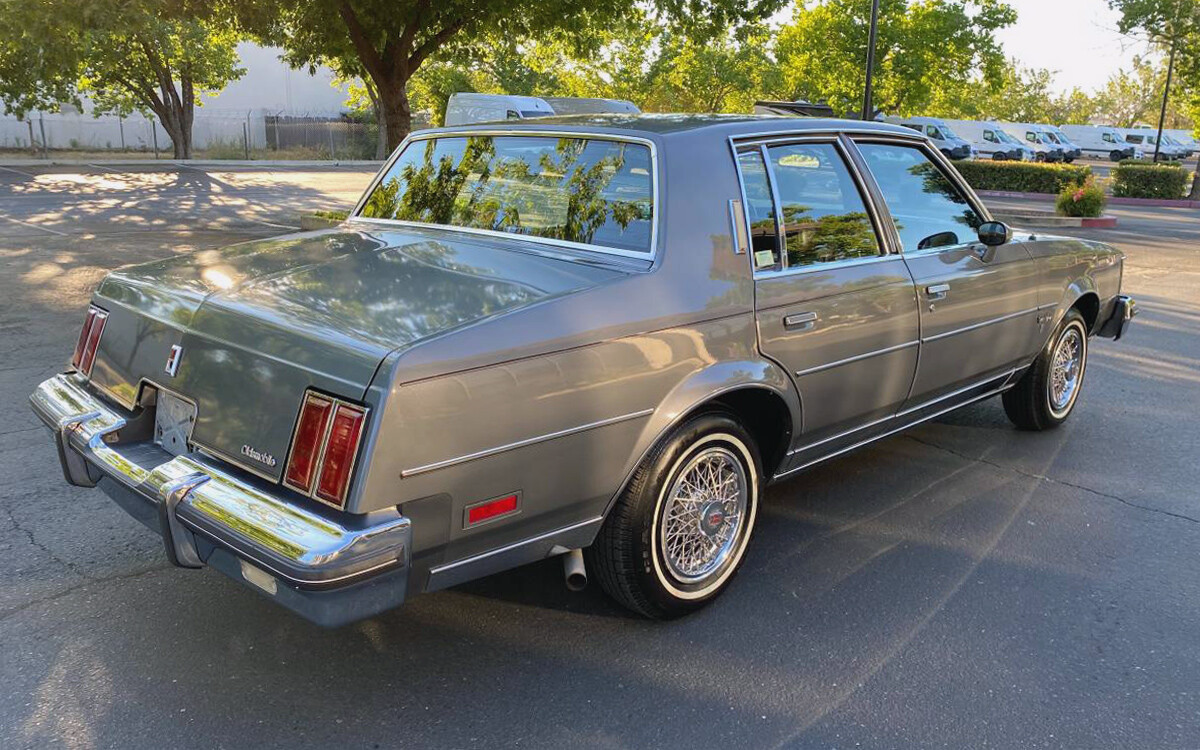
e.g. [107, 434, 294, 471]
[562, 548, 587, 591]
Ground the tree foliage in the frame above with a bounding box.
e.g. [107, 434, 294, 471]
[774, 0, 1017, 116]
[0, 0, 244, 158]
[234, 0, 786, 150]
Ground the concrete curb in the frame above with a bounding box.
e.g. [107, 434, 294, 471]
[0, 158, 384, 168]
[992, 209, 1119, 229]
[978, 189, 1198, 209]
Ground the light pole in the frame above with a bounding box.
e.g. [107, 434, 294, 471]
[1153, 39, 1176, 163]
[861, 0, 881, 121]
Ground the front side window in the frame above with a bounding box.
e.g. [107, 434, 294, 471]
[765, 143, 880, 267]
[984, 130, 998, 143]
[857, 142, 983, 253]
[358, 135, 654, 253]
[1103, 132, 1115, 143]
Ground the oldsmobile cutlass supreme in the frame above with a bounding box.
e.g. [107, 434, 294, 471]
[31, 115, 1137, 626]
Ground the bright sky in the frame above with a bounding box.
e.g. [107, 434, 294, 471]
[995, 0, 1154, 93]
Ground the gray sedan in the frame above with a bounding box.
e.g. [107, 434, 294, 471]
[30, 115, 1136, 626]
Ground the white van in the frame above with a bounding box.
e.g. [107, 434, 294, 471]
[444, 93, 556, 126]
[541, 97, 640, 116]
[884, 116, 975, 159]
[943, 119, 1033, 161]
[1163, 129, 1198, 154]
[1059, 125, 1141, 161]
[1001, 123, 1066, 162]
[1123, 128, 1185, 161]
[1038, 125, 1082, 162]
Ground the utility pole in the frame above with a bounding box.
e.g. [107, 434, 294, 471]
[1153, 39, 1176, 163]
[861, 0, 882, 121]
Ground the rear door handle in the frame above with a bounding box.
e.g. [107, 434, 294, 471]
[783, 312, 818, 330]
[925, 283, 950, 300]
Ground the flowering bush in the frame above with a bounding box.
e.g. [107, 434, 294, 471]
[1055, 177, 1107, 217]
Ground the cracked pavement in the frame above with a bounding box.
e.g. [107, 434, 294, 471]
[1, 165, 1197, 749]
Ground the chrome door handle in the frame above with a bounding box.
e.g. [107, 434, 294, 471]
[925, 283, 950, 300]
[783, 312, 818, 330]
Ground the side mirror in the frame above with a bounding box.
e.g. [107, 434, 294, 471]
[977, 221, 1012, 247]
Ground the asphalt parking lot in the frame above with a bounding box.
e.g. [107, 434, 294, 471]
[1, 164, 1197, 749]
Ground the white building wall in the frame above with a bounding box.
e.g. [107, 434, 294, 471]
[0, 43, 350, 152]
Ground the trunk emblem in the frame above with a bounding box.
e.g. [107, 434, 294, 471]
[165, 344, 183, 377]
[241, 445, 278, 467]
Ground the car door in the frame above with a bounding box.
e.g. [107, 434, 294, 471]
[852, 140, 1042, 407]
[736, 138, 920, 460]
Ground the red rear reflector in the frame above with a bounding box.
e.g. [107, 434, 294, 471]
[283, 395, 333, 494]
[78, 310, 108, 375]
[314, 404, 366, 507]
[467, 493, 520, 526]
[72, 308, 98, 367]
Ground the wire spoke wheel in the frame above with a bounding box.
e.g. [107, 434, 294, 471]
[658, 446, 748, 584]
[1048, 326, 1084, 416]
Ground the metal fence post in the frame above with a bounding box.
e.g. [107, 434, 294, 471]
[38, 115, 48, 158]
[151, 120, 159, 159]
[328, 121, 336, 160]
[27, 121, 35, 156]
[243, 122, 250, 159]
[119, 115, 125, 150]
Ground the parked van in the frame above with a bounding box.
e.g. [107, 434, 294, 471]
[1123, 128, 1186, 160]
[1038, 125, 1082, 162]
[444, 93, 556, 126]
[1163, 128, 1198, 154]
[1000, 123, 1065, 162]
[944, 119, 1033, 161]
[1161, 132, 1195, 158]
[1059, 125, 1141, 161]
[541, 97, 640, 116]
[884, 116, 975, 159]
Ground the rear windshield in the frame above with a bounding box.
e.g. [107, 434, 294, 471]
[357, 135, 655, 253]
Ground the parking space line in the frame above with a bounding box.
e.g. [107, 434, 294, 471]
[0, 215, 68, 235]
[0, 165, 32, 176]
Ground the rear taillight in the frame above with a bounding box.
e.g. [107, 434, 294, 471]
[72, 305, 108, 375]
[283, 392, 367, 508]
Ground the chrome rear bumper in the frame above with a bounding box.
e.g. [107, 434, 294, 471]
[30, 373, 411, 627]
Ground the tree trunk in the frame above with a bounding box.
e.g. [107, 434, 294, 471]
[362, 77, 388, 159]
[1190, 164, 1200, 200]
[155, 104, 192, 159]
[379, 79, 412, 152]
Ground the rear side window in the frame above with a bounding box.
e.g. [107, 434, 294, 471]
[764, 143, 880, 267]
[857, 142, 982, 252]
[737, 149, 782, 270]
[358, 135, 654, 253]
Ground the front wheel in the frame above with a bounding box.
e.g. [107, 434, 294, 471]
[1003, 309, 1089, 430]
[587, 412, 761, 619]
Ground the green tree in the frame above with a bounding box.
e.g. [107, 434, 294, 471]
[774, 0, 1017, 117]
[0, 0, 244, 158]
[234, 0, 785, 150]
[1093, 56, 1171, 127]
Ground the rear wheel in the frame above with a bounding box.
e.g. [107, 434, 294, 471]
[587, 412, 761, 619]
[1003, 309, 1089, 430]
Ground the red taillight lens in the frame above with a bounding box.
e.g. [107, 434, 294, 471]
[314, 404, 366, 507]
[74, 307, 108, 375]
[72, 308, 98, 368]
[283, 394, 333, 494]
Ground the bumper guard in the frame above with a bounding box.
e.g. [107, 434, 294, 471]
[30, 373, 411, 627]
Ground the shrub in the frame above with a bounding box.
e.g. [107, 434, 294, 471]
[1055, 177, 1107, 217]
[1111, 163, 1190, 199]
[1118, 158, 1181, 167]
[955, 160, 1093, 194]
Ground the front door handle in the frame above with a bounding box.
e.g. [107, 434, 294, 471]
[783, 311, 818, 331]
[925, 283, 950, 301]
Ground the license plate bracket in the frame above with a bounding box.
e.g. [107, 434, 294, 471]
[154, 390, 196, 457]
